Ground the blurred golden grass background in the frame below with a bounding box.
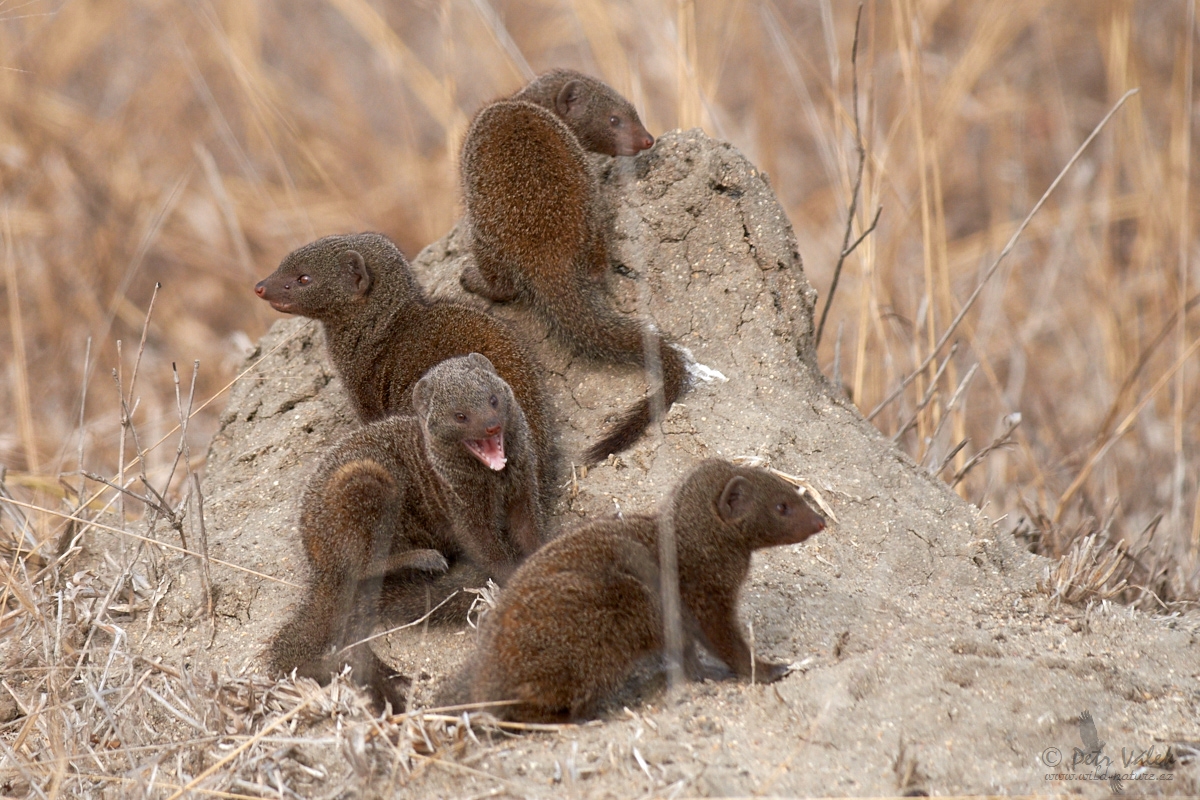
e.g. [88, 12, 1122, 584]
[0, 0, 1197, 605]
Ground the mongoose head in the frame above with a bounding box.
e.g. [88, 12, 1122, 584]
[516, 68, 654, 157]
[679, 460, 826, 550]
[255, 233, 417, 320]
[413, 353, 515, 471]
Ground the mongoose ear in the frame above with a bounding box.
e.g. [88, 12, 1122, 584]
[341, 250, 372, 297]
[465, 352, 497, 374]
[556, 79, 586, 117]
[716, 476, 753, 522]
[412, 376, 432, 419]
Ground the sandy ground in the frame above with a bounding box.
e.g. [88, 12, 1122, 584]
[137, 130, 1198, 798]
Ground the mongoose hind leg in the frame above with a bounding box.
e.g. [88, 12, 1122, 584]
[461, 253, 519, 303]
[319, 571, 411, 713]
[268, 577, 409, 713]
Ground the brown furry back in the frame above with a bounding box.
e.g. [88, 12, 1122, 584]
[461, 100, 688, 463]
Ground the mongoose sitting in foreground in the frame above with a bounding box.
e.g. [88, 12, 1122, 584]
[459, 69, 690, 463]
[443, 459, 826, 722]
[254, 232, 556, 501]
[267, 354, 545, 711]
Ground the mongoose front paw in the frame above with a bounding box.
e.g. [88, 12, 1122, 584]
[368, 670, 412, 715]
[683, 652, 736, 682]
[753, 659, 791, 683]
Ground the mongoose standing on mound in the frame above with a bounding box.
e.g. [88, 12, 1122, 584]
[443, 459, 826, 722]
[254, 232, 556, 501]
[267, 355, 545, 711]
[460, 69, 689, 463]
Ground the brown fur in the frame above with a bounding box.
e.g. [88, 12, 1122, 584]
[512, 68, 654, 157]
[459, 69, 687, 463]
[254, 232, 556, 500]
[444, 459, 826, 722]
[267, 355, 546, 711]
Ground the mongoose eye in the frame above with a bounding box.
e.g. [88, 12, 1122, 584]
[776, 502, 791, 516]
[298, 275, 311, 285]
[609, 115, 621, 128]
[455, 412, 468, 423]
[489, 394, 499, 408]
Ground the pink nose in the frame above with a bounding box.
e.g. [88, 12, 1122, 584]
[640, 133, 654, 150]
[254, 282, 266, 297]
[485, 424, 501, 436]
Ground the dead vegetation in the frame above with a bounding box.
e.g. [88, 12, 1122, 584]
[1, 0, 1199, 795]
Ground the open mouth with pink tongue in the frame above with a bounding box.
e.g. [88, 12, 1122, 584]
[465, 432, 507, 471]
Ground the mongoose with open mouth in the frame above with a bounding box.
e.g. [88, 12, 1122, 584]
[267, 354, 544, 711]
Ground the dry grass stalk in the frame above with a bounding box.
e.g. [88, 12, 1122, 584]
[1040, 532, 1133, 606]
[0, 533, 527, 797]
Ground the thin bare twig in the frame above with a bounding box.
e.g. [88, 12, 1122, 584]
[816, 3, 882, 349]
[126, 282, 160, 409]
[115, 347, 126, 529]
[76, 336, 92, 501]
[935, 438, 969, 477]
[868, 88, 1140, 422]
[921, 362, 979, 469]
[165, 360, 200, 503]
[892, 342, 959, 442]
[345, 589, 463, 652]
[81, 472, 156, 509]
[192, 473, 215, 646]
[950, 412, 1022, 487]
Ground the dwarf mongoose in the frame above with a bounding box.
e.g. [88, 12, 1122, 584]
[460, 69, 690, 463]
[446, 459, 826, 721]
[267, 355, 546, 710]
[254, 232, 556, 499]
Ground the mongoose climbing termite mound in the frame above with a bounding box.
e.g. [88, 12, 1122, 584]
[254, 232, 556, 500]
[443, 459, 826, 722]
[267, 354, 546, 711]
[459, 69, 690, 463]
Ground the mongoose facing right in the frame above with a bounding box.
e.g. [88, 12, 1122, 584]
[254, 232, 557, 502]
[512, 68, 654, 157]
[268, 354, 545, 711]
[445, 459, 826, 722]
[460, 69, 690, 464]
